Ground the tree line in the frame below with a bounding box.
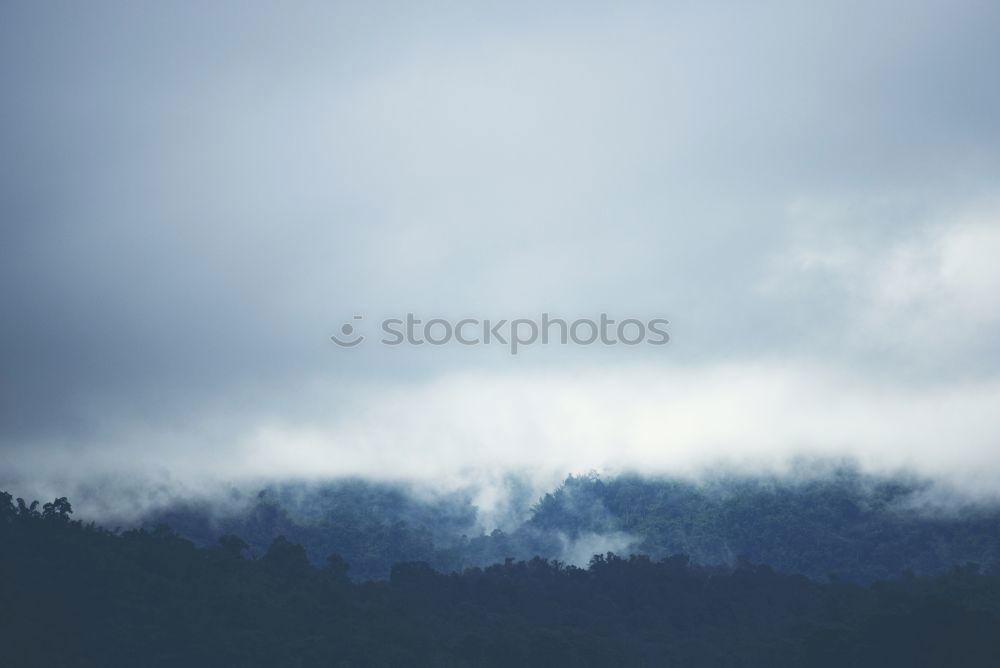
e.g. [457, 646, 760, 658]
[3, 490, 999, 666]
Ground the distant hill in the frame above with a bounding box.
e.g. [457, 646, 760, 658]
[141, 466, 1000, 582]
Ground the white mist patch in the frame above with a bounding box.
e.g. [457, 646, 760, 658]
[558, 531, 638, 567]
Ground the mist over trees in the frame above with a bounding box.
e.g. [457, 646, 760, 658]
[3, 487, 1000, 666]
[6, 466, 1000, 665]
[141, 467, 1000, 583]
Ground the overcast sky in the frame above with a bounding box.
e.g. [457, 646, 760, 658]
[2, 1, 1000, 506]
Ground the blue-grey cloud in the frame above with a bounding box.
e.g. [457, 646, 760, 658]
[2, 1, 999, 499]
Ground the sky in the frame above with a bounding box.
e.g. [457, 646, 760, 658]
[2, 1, 1000, 509]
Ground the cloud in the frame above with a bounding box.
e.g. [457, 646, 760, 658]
[764, 200, 1000, 372]
[242, 363, 1000, 485]
[1, 1, 1000, 507]
[7, 361, 1000, 517]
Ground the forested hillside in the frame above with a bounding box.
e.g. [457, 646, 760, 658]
[144, 468, 1000, 582]
[3, 490, 999, 667]
[529, 471, 1000, 582]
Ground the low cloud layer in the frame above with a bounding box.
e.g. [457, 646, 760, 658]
[7, 361, 1000, 517]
